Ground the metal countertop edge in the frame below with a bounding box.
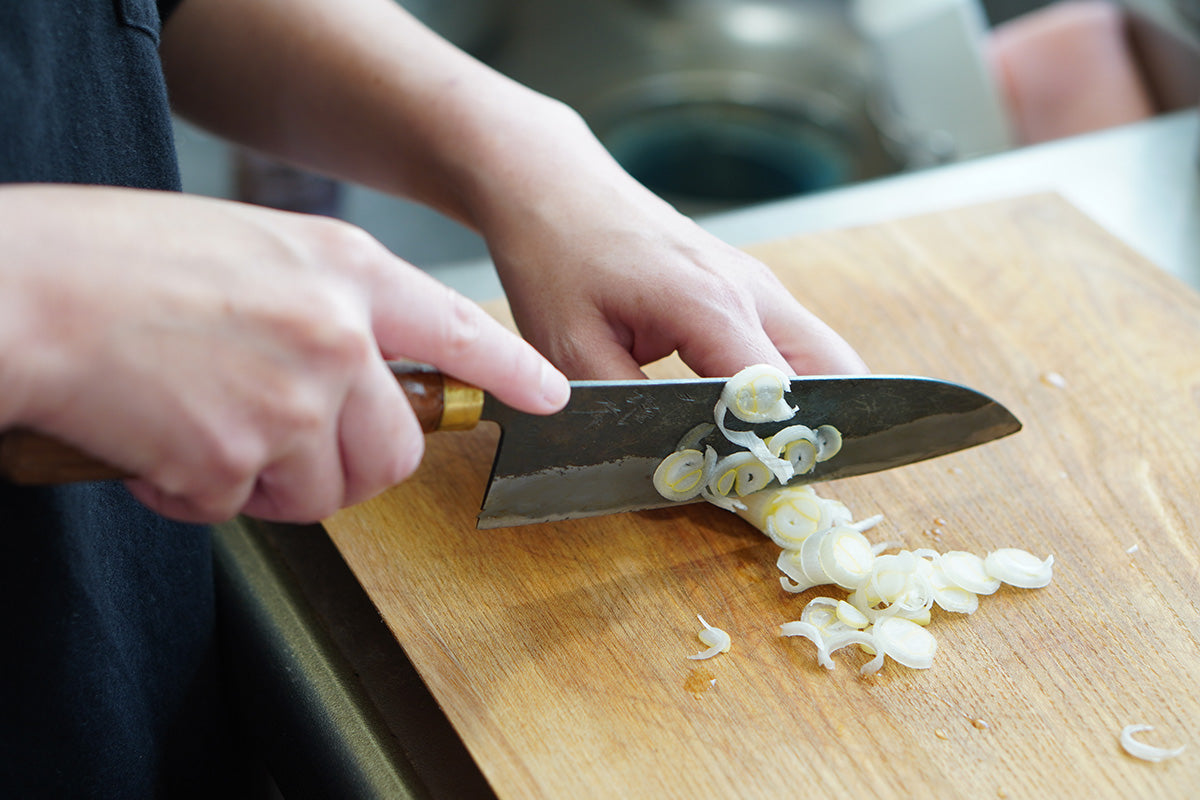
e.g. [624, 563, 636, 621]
[211, 518, 496, 800]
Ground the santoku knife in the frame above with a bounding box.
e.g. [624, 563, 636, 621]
[0, 362, 1021, 528]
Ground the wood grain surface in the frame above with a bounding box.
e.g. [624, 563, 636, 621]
[324, 194, 1200, 799]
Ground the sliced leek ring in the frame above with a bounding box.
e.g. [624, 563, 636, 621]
[767, 425, 818, 476]
[652, 448, 712, 502]
[985, 548, 1055, 589]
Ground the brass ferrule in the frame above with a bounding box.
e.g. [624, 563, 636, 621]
[439, 377, 485, 431]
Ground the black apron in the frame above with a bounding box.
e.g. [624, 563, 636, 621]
[0, 1, 251, 795]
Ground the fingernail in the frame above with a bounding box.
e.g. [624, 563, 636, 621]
[540, 361, 571, 411]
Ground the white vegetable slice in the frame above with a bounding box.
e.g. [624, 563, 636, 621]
[929, 563, 980, 614]
[675, 422, 715, 452]
[859, 649, 886, 676]
[687, 614, 732, 661]
[850, 513, 884, 534]
[798, 527, 831, 586]
[985, 548, 1055, 589]
[736, 485, 828, 549]
[853, 551, 935, 623]
[708, 451, 773, 497]
[777, 548, 824, 593]
[652, 448, 711, 502]
[701, 487, 746, 513]
[826, 629, 877, 663]
[872, 616, 937, 669]
[937, 551, 1001, 595]
[721, 364, 797, 423]
[799, 597, 842, 631]
[779, 620, 834, 669]
[824, 498, 855, 528]
[836, 600, 870, 629]
[871, 539, 904, 556]
[802, 599, 873, 647]
[766, 425, 818, 475]
[777, 551, 815, 593]
[779, 575, 807, 594]
[780, 617, 875, 672]
[814, 425, 843, 462]
[865, 552, 918, 606]
[817, 526, 876, 590]
[1119, 724, 1187, 762]
[714, 365, 797, 483]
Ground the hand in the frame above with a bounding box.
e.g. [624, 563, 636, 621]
[0, 185, 568, 523]
[156, 0, 863, 382]
[472, 110, 869, 381]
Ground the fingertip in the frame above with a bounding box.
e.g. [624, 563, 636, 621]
[538, 360, 571, 412]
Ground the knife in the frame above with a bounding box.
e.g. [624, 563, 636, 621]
[0, 362, 1020, 528]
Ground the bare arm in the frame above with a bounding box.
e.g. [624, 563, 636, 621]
[160, 0, 868, 380]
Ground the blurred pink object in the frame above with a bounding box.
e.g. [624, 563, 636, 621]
[988, 1, 1154, 145]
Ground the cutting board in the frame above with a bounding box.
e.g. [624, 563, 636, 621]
[325, 194, 1200, 799]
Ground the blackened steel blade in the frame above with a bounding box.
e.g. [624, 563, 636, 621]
[476, 375, 1020, 528]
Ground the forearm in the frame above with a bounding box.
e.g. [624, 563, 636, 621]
[160, 0, 613, 230]
[159, 0, 867, 381]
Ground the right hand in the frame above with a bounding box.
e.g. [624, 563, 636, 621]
[0, 185, 568, 523]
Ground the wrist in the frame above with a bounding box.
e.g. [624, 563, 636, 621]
[0, 201, 49, 431]
[0, 185, 105, 434]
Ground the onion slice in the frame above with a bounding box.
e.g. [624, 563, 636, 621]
[814, 425, 843, 462]
[818, 527, 877, 590]
[767, 425, 819, 476]
[779, 620, 834, 670]
[1119, 724, 1187, 762]
[737, 484, 828, 549]
[985, 548, 1055, 589]
[687, 614, 732, 661]
[872, 616, 937, 669]
[709, 452, 773, 498]
[714, 365, 798, 483]
[929, 564, 980, 614]
[652, 448, 712, 502]
[937, 551, 1001, 595]
[720, 364, 797, 424]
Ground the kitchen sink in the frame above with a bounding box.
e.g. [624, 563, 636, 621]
[455, 0, 902, 213]
[408, 0, 1032, 213]
[407, 0, 1198, 214]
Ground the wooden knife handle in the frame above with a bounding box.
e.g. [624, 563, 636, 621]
[0, 362, 484, 486]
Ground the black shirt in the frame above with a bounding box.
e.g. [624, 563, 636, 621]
[0, 1, 251, 795]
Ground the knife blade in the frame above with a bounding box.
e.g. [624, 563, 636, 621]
[0, 364, 1020, 528]
[477, 373, 1020, 528]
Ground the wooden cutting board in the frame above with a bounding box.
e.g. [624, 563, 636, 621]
[325, 194, 1200, 799]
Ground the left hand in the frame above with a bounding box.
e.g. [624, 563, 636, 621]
[160, 0, 867, 382]
[473, 113, 869, 380]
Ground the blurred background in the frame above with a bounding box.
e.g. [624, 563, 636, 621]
[174, 0, 1199, 277]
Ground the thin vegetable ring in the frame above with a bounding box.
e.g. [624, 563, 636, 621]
[652, 448, 712, 502]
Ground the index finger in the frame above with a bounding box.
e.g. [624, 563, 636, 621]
[369, 261, 570, 414]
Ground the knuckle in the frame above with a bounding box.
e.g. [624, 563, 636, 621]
[308, 216, 383, 267]
[322, 223, 392, 288]
[436, 288, 485, 360]
[682, 270, 756, 322]
[201, 434, 263, 490]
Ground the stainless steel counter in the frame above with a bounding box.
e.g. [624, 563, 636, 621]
[217, 110, 1199, 800]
